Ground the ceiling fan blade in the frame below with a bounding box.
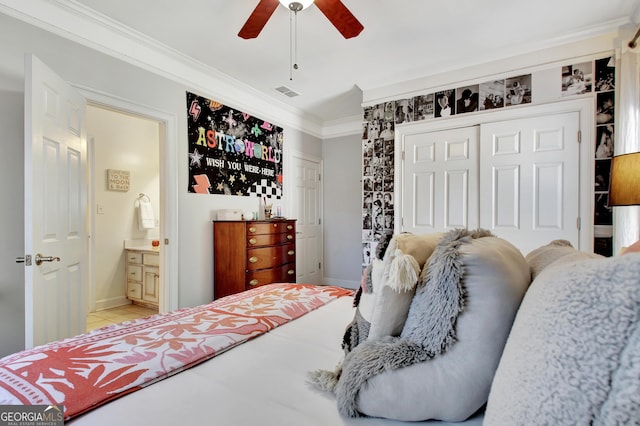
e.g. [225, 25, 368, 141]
[238, 0, 280, 39]
[314, 0, 364, 39]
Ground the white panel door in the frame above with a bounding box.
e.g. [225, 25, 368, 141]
[480, 112, 580, 255]
[292, 155, 322, 284]
[24, 55, 87, 347]
[402, 126, 479, 234]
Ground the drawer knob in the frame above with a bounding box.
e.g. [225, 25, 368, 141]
[249, 238, 257, 245]
[249, 256, 259, 263]
[288, 250, 295, 256]
[273, 223, 279, 228]
[287, 225, 293, 230]
[287, 235, 293, 240]
[249, 279, 259, 286]
[249, 227, 256, 233]
[288, 269, 295, 275]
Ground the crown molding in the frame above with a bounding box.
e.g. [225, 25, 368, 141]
[361, 18, 630, 105]
[321, 114, 362, 139]
[0, 0, 325, 137]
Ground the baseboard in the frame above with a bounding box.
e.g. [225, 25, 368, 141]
[323, 277, 360, 290]
[94, 296, 131, 312]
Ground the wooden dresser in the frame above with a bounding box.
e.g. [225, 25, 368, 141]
[213, 219, 296, 299]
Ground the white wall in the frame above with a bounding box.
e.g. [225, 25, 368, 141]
[0, 12, 322, 355]
[322, 134, 363, 288]
[88, 106, 160, 310]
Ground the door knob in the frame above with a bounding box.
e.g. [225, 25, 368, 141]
[35, 253, 61, 266]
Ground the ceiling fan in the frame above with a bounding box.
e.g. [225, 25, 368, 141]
[238, 0, 364, 39]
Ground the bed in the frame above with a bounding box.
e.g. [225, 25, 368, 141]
[0, 282, 483, 425]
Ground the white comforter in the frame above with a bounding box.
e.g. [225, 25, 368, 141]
[70, 296, 483, 425]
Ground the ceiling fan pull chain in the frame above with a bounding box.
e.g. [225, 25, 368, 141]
[289, 9, 293, 80]
[294, 10, 299, 72]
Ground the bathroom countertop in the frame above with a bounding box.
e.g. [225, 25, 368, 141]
[124, 239, 160, 252]
[125, 246, 159, 252]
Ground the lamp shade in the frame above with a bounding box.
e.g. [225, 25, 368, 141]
[279, 0, 314, 10]
[609, 152, 640, 206]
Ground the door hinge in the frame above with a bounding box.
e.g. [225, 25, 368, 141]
[318, 262, 321, 269]
[402, 150, 405, 161]
[577, 217, 581, 230]
[577, 130, 581, 143]
[318, 173, 321, 182]
[318, 218, 321, 225]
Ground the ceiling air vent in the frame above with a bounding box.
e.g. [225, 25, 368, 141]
[275, 85, 300, 98]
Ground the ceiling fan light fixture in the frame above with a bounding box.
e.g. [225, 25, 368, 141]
[279, 0, 314, 12]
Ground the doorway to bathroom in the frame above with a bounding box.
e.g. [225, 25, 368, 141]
[86, 104, 162, 328]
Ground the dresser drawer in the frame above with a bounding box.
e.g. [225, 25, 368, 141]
[246, 263, 296, 288]
[143, 253, 159, 266]
[246, 221, 291, 236]
[127, 264, 143, 282]
[282, 243, 295, 261]
[246, 246, 286, 270]
[127, 282, 142, 300]
[127, 251, 142, 263]
[247, 232, 295, 247]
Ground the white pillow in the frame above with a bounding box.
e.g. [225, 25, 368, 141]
[525, 239, 602, 280]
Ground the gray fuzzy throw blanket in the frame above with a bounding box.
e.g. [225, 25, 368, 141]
[309, 228, 492, 417]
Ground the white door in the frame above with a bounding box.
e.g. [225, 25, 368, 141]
[291, 154, 322, 284]
[401, 126, 479, 234]
[480, 112, 580, 255]
[24, 55, 87, 347]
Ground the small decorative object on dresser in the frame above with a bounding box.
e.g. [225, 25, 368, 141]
[213, 219, 296, 299]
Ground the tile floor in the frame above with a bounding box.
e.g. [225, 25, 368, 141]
[86, 304, 158, 332]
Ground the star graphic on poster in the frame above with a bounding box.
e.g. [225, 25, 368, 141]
[189, 149, 203, 167]
[240, 173, 247, 183]
[251, 124, 263, 137]
[236, 190, 243, 196]
[224, 110, 237, 128]
[216, 182, 224, 191]
[229, 175, 236, 184]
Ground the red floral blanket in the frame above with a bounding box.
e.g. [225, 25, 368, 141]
[0, 283, 352, 420]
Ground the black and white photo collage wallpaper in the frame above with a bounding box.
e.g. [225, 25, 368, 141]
[361, 74, 533, 265]
[361, 56, 616, 265]
[590, 57, 616, 256]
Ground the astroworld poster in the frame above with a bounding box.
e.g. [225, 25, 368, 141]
[186, 91, 283, 198]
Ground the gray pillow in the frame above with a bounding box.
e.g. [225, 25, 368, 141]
[352, 233, 531, 421]
[485, 252, 640, 425]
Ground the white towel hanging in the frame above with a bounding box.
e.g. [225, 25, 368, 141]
[136, 193, 155, 230]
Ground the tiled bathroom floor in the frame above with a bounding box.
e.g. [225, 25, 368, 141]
[86, 304, 158, 332]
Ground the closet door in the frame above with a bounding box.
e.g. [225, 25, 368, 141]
[480, 112, 580, 255]
[402, 126, 479, 234]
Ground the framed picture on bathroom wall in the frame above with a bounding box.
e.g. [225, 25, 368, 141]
[107, 169, 130, 192]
